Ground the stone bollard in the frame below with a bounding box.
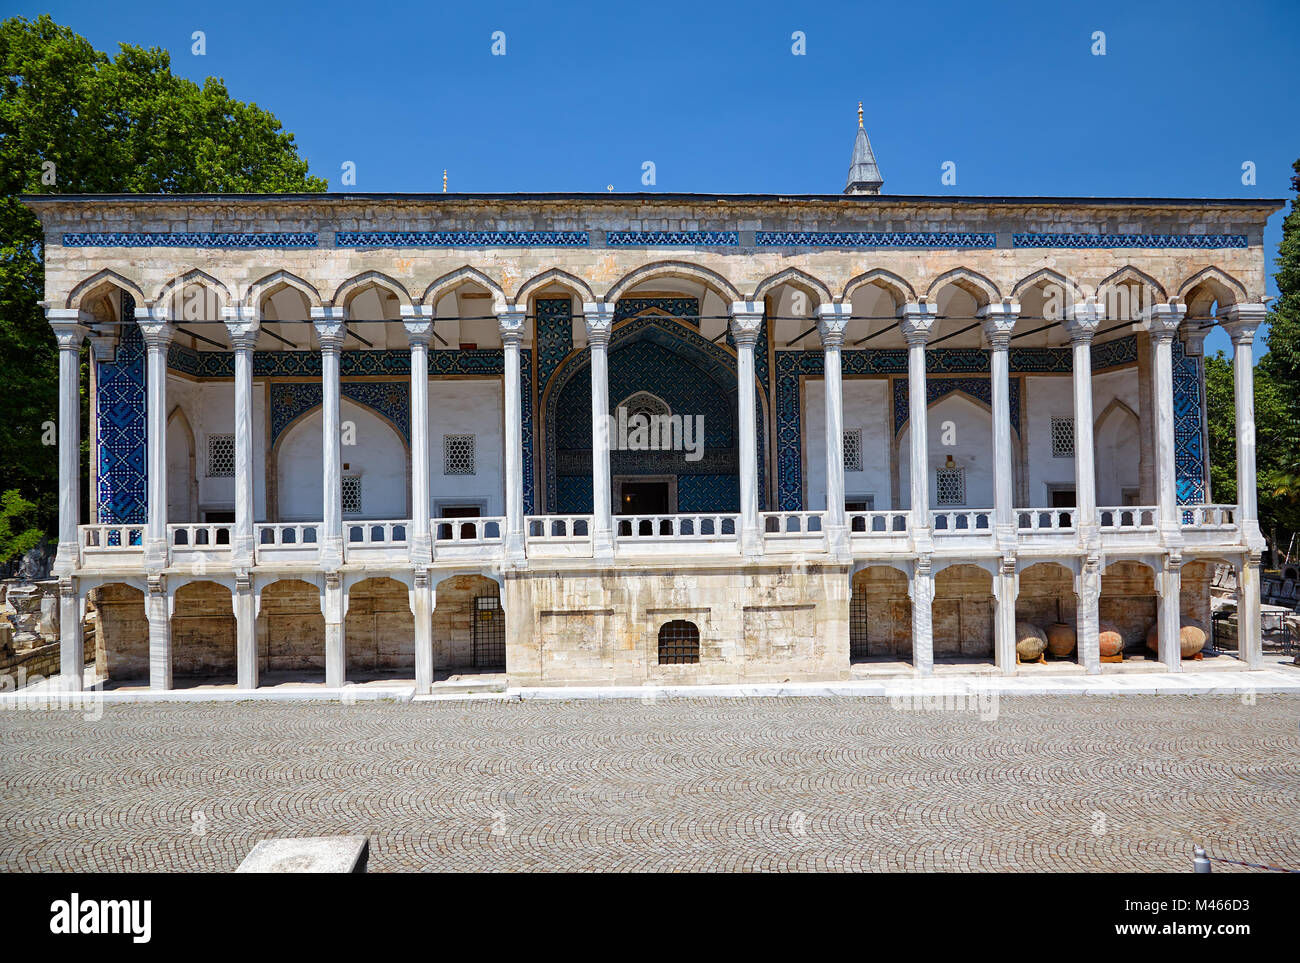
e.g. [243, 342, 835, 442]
[1193, 845, 1212, 873]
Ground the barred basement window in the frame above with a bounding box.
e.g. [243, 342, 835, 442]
[341, 475, 362, 515]
[657, 620, 700, 665]
[843, 428, 863, 472]
[1050, 417, 1075, 458]
[444, 434, 476, 475]
[935, 466, 965, 505]
[207, 434, 235, 477]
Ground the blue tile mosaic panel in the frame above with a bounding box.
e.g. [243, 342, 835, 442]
[1013, 233, 1247, 249]
[65, 232, 316, 248]
[756, 231, 997, 248]
[336, 231, 588, 247]
[269, 381, 412, 444]
[96, 293, 147, 524]
[1172, 338, 1206, 504]
[606, 231, 739, 247]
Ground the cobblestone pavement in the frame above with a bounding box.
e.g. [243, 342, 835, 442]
[1, 695, 1297, 872]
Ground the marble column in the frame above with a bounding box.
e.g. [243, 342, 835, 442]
[222, 307, 260, 568]
[1065, 299, 1104, 675]
[401, 307, 434, 565]
[1222, 302, 1268, 668]
[412, 569, 433, 694]
[729, 302, 764, 556]
[147, 574, 172, 690]
[233, 574, 256, 689]
[497, 309, 527, 562]
[817, 304, 850, 557]
[137, 310, 175, 570]
[1146, 302, 1186, 671]
[47, 309, 88, 690]
[910, 557, 935, 677]
[312, 308, 346, 686]
[312, 307, 346, 571]
[583, 303, 616, 560]
[898, 302, 939, 551]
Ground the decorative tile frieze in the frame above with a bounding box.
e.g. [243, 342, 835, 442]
[607, 230, 739, 247]
[96, 293, 147, 524]
[335, 230, 589, 247]
[756, 231, 997, 248]
[1013, 233, 1248, 249]
[64, 232, 316, 248]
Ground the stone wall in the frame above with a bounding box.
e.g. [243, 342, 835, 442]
[257, 579, 325, 673]
[345, 577, 414, 672]
[505, 562, 850, 686]
[1017, 562, 1078, 629]
[432, 574, 498, 670]
[172, 580, 236, 676]
[88, 583, 148, 680]
[1099, 561, 1158, 651]
[851, 566, 911, 658]
[933, 564, 995, 658]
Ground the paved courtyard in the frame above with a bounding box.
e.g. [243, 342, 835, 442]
[1, 694, 1297, 872]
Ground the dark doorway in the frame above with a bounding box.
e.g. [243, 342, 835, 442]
[1050, 489, 1077, 508]
[619, 482, 670, 515]
[472, 594, 505, 669]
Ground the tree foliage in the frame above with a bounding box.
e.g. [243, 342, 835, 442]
[0, 14, 325, 536]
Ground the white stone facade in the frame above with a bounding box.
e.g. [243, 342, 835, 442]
[26, 189, 1280, 692]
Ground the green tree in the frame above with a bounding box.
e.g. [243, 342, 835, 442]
[0, 14, 325, 538]
[0, 488, 44, 565]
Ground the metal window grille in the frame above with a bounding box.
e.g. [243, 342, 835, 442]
[341, 475, 362, 514]
[207, 433, 235, 477]
[1050, 417, 1075, 458]
[935, 467, 965, 505]
[849, 588, 870, 659]
[657, 620, 700, 664]
[843, 428, 863, 472]
[473, 594, 505, 669]
[443, 434, 476, 475]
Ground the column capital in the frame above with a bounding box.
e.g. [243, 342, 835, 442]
[1141, 301, 1186, 340]
[582, 301, 615, 345]
[399, 304, 435, 345]
[135, 309, 175, 348]
[728, 301, 764, 346]
[221, 306, 261, 350]
[1063, 298, 1105, 341]
[815, 303, 851, 347]
[311, 306, 346, 350]
[45, 308, 92, 347]
[897, 300, 939, 344]
[977, 299, 1020, 346]
[1220, 301, 1268, 343]
[496, 308, 527, 345]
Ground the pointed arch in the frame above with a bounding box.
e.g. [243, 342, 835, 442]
[152, 268, 233, 311]
[1096, 264, 1168, 302]
[332, 271, 413, 311]
[602, 260, 742, 304]
[513, 268, 594, 308]
[1176, 266, 1248, 312]
[65, 269, 146, 313]
[750, 267, 833, 306]
[1094, 396, 1139, 434]
[841, 268, 916, 306]
[166, 405, 198, 524]
[421, 265, 507, 312]
[244, 270, 322, 310]
[924, 267, 1001, 306]
[1011, 267, 1086, 305]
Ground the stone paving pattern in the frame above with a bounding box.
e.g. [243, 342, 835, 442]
[1, 695, 1297, 872]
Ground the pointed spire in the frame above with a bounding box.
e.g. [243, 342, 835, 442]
[845, 103, 883, 195]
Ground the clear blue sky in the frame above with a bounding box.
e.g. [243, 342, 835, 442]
[16, 0, 1299, 355]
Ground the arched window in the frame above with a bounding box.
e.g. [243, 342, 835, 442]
[617, 390, 671, 423]
[657, 620, 700, 664]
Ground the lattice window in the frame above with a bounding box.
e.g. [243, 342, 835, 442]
[443, 434, 476, 475]
[843, 428, 863, 472]
[619, 390, 671, 422]
[341, 475, 362, 515]
[206, 434, 235, 477]
[657, 620, 700, 665]
[1050, 416, 1075, 458]
[935, 467, 965, 505]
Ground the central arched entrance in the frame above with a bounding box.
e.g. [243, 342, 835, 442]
[546, 315, 762, 515]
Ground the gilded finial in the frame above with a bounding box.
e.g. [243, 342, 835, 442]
[442, 169, 448, 193]
[857, 101, 863, 128]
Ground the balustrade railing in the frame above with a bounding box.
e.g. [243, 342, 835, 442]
[81, 524, 145, 549]
[347, 520, 408, 545]
[255, 523, 320, 547]
[930, 510, 993, 533]
[1098, 506, 1158, 531]
[1181, 504, 1237, 529]
[1016, 509, 1075, 532]
[169, 523, 233, 547]
[525, 515, 590, 541]
[761, 511, 824, 535]
[437, 516, 505, 544]
[848, 510, 910, 535]
[615, 513, 737, 539]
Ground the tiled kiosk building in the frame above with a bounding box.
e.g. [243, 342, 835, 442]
[26, 126, 1282, 692]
